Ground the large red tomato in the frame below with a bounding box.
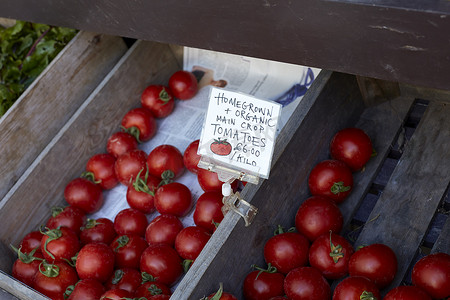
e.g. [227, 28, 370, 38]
[113, 208, 148, 237]
[106, 131, 138, 158]
[110, 234, 148, 270]
[384, 285, 432, 300]
[140, 244, 184, 286]
[121, 107, 157, 142]
[45, 206, 86, 236]
[76, 243, 115, 283]
[308, 232, 354, 280]
[294, 195, 343, 241]
[193, 191, 224, 233]
[114, 149, 147, 186]
[333, 276, 380, 300]
[263, 227, 310, 274]
[85, 153, 118, 190]
[175, 226, 211, 261]
[284, 266, 331, 300]
[147, 144, 185, 179]
[145, 214, 184, 247]
[308, 159, 353, 203]
[64, 177, 103, 213]
[330, 127, 373, 172]
[66, 278, 106, 300]
[243, 265, 285, 300]
[348, 243, 398, 289]
[183, 139, 201, 173]
[40, 227, 80, 262]
[141, 85, 175, 118]
[411, 252, 450, 299]
[169, 70, 198, 100]
[33, 261, 78, 300]
[80, 217, 117, 245]
[154, 182, 193, 217]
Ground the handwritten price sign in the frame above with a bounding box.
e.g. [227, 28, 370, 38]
[198, 87, 282, 179]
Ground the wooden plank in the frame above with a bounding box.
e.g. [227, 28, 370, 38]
[0, 31, 127, 201]
[0, 272, 48, 300]
[431, 214, 450, 255]
[172, 71, 366, 299]
[353, 100, 450, 291]
[1, 1, 450, 91]
[0, 39, 180, 277]
[400, 83, 450, 104]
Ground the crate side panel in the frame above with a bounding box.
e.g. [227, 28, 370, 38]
[0, 32, 127, 201]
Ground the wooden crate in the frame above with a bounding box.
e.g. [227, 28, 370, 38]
[0, 36, 448, 300]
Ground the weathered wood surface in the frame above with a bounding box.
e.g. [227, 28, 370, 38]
[172, 71, 366, 299]
[0, 271, 48, 300]
[354, 100, 450, 291]
[0, 39, 181, 277]
[0, 31, 127, 201]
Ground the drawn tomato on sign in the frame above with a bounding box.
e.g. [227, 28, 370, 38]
[210, 139, 232, 156]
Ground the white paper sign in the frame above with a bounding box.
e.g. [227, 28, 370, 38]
[198, 87, 282, 179]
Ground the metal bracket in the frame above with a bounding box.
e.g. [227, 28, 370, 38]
[222, 191, 258, 227]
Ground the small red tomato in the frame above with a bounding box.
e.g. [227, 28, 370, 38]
[85, 153, 118, 190]
[80, 217, 117, 245]
[18, 230, 44, 254]
[110, 234, 148, 269]
[384, 285, 432, 300]
[66, 278, 106, 300]
[40, 227, 80, 263]
[175, 226, 211, 261]
[308, 159, 353, 203]
[76, 243, 115, 283]
[46, 206, 86, 236]
[206, 284, 238, 300]
[140, 244, 184, 286]
[100, 288, 134, 300]
[114, 149, 148, 186]
[263, 227, 310, 274]
[412, 252, 450, 299]
[333, 276, 380, 300]
[106, 131, 138, 158]
[121, 107, 157, 142]
[114, 208, 148, 237]
[193, 191, 224, 233]
[147, 144, 185, 179]
[349, 243, 398, 289]
[169, 70, 198, 100]
[330, 127, 373, 172]
[197, 168, 238, 193]
[104, 268, 141, 293]
[308, 232, 354, 280]
[155, 182, 193, 217]
[12, 248, 43, 287]
[295, 196, 343, 241]
[33, 261, 78, 300]
[126, 172, 160, 214]
[135, 281, 172, 298]
[243, 265, 285, 300]
[284, 266, 331, 300]
[145, 214, 184, 247]
[183, 139, 201, 173]
[141, 85, 175, 118]
[64, 177, 103, 213]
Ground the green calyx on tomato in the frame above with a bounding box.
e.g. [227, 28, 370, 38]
[159, 170, 175, 187]
[360, 291, 377, 300]
[132, 166, 155, 196]
[273, 225, 296, 236]
[64, 283, 76, 299]
[111, 269, 124, 284]
[114, 235, 130, 252]
[203, 283, 224, 300]
[10, 244, 42, 264]
[50, 206, 65, 217]
[80, 171, 101, 184]
[330, 181, 351, 195]
[328, 231, 345, 263]
[121, 125, 143, 144]
[39, 261, 60, 278]
[159, 87, 171, 104]
[183, 259, 194, 273]
[251, 263, 278, 280]
[141, 271, 157, 284]
[81, 218, 102, 230]
[147, 283, 163, 296]
[40, 226, 62, 260]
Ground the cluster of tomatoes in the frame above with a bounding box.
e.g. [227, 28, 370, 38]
[9, 69, 243, 300]
[240, 128, 450, 300]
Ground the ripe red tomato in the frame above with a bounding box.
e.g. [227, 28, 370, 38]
[80, 217, 117, 245]
[106, 131, 138, 158]
[113, 208, 148, 237]
[294, 196, 343, 241]
[151, 295, 171, 300]
[175, 226, 211, 261]
[154, 182, 193, 217]
[263, 227, 310, 274]
[193, 191, 224, 233]
[183, 139, 201, 174]
[333, 276, 381, 300]
[12, 248, 43, 287]
[384, 285, 432, 300]
[348, 243, 398, 289]
[100, 288, 134, 300]
[284, 266, 330, 300]
[308, 232, 354, 280]
[206, 284, 238, 300]
[141, 85, 175, 118]
[169, 70, 198, 100]
[411, 252, 450, 299]
[140, 244, 184, 286]
[110, 234, 148, 269]
[210, 139, 232, 156]
[330, 127, 373, 172]
[104, 268, 141, 293]
[243, 265, 285, 300]
[126, 173, 160, 214]
[85, 153, 118, 190]
[64, 177, 103, 213]
[121, 107, 157, 142]
[147, 144, 185, 179]
[308, 159, 353, 203]
[114, 149, 148, 186]
[135, 281, 172, 298]
[46, 206, 86, 236]
[66, 278, 106, 300]
[76, 242, 115, 283]
[19, 231, 43, 254]
[145, 214, 184, 247]
[33, 261, 78, 300]
[40, 227, 80, 262]
[197, 168, 238, 192]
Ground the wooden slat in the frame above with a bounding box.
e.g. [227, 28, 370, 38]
[172, 71, 366, 299]
[0, 31, 127, 201]
[0, 272, 48, 300]
[431, 214, 450, 255]
[353, 100, 450, 290]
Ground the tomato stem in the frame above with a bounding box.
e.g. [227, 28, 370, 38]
[141, 271, 156, 284]
[328, 231, 344, 263]
[182, 259, 193, 273]
[159, 87, 171, 104]
[147, 283, 163, 296]
[330, 181, 351, 194]
[114, 235, 130, 251]
[251, 263, 278, 280]
[39, 261, 60, 278]
[111, 269, 124, 284]
[360, 291, 377, 300]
